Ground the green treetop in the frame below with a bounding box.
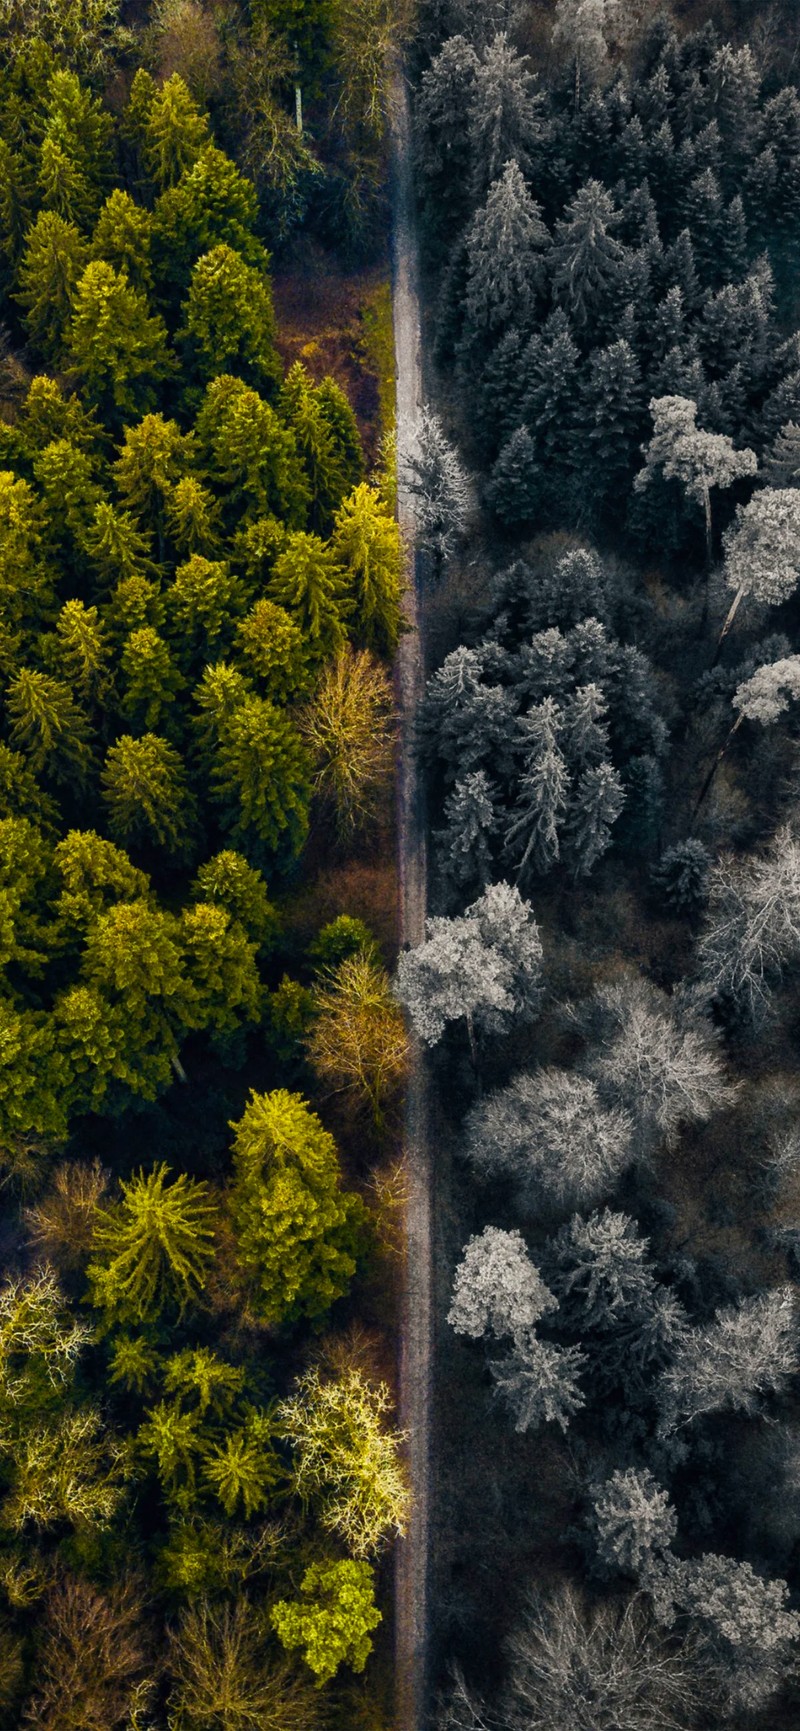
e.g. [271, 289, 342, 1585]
[53, 598, 110, 706]
[52, 828, 150, 939]
[118, 625, 184, 733]
[7, 666, 95, 786]
[151, 145, 261, 298]
[228, 1088, 365, 1326]
[113, 413, 195, 538]
[0, 997, 67, 1145]
[80, 500, 158, 585]
[194, 374, 310, 527]
[165, 475, 221, 556]
[32, 436, 103, 546]
[179, 243, 281, 390]
[267, 529, 351, 663]
[178, 902, 263, 1036]
[142, 72, 210, 191]
[279, 362, 362, 533]
[101, 733, 197, 856]
[102, 574, 164, 647]
[235, 598, 311, 703]
[91, 188, 154, 293]
[15, 208, 88, 359]
[192, 660, 252, 758]
[13, 374, 102, 458]
[87, 1162, 216, 1325]
[190, 850, 280, 951]
[165, 554, 249, 669]
[209, 694, 311, 863]
[332, 482, 403, 656]
[272, 1558, 381, 1685]
[66, 259, 174, 419]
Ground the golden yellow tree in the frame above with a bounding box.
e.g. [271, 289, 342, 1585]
[305, 954, 408, 1128]
[299, 646, 394, 839]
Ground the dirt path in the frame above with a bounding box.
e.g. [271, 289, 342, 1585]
[389, 62, 432, 1731]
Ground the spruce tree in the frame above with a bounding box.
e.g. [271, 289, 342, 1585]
[467, 31, 544, 198]
[462, 161, 548, 341]
[101, 734, 196, 856]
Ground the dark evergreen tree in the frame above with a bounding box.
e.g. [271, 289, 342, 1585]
[486, 428, 543, 529]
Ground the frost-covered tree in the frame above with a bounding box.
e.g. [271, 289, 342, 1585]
[420, 646, 518, 786]
[463, 161, 549, 338]
[433, 770, 497, 897]
[634, 396, 757, 562]
[657, 1286, 800, 1432]
[395, 881, 543, 1058]
[590, 1468, 677, 1577]
[403, 409, 472, 570]
[490, 1332, 585, 1433]
[467, 32, 544, 197]
[575, 975, 734, 1149]
[653, 1553, 800, 1711]
[505, 699, 568, 882]
[501, 1584, 711, 1731]
[562, 761, 625, 877]
[651, 841, 710, 916]
[719, 487, 800, 647]
[545, 1208, 656, 1334]
[464, 1068, 633, 1211]
[448, 1226, 556, 1341]
[697, 827, 800, 1020]
[763, 421, 800, 489]
[550, 181, 625, 332]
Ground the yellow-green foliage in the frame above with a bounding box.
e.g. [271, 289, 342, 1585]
[87, 1163, 216, 1325]
[228, 1089, 366, 1326]
[279, 1365, 408, 1556]
[272, 1557, 381, 1684]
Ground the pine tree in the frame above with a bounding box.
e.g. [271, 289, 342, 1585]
[91, 188, 154, 292]
[505, 698, 569, 882]
[53, 598, 110, 706]
[486, 426, 544, 527]
[165, 474, 221, 555]
[490, 1333, 586, 1433]
[448, 1225, 555, 1341]
[15, 209, 89, 360]
[433, 769, 497, 898]
[79, 498, 155, 585]
[550, 180, 626, 334]
[195, 375, 310, 528]
[209, 694, 311, 862]
[404, 408, 472, 570]
[119, 626, 184, 733]
[467, 31, 544, 198]
[462, 160, 548, 341]
[179, 902, 262, 1039]
[582, 338, 644, 507]
[191, 849, 279, 952]
[113, 412, 194, 539]
[166, 554, 248, 668]
[178, 243, 280, 390]
[7, 667, 95, 786]
[590, 1467, 677, 1577]
[414, 34, 480, 240]
[142, 71, 210, 190]
[87, 1162, 216, 1324]
[235, 599, 310, 704]
[562, 761, 624, 877]
[763, 422, 800, 489]
[228, 1089, 365, 1326]
[101, 733, 196, 856]
[266, 530, 350, 664]
[278, 361, 360, 535]
[66, 260, 174, 419]
[331, 482, 403, 656]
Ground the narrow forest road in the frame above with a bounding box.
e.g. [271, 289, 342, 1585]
[389, 61, 432, 1731]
